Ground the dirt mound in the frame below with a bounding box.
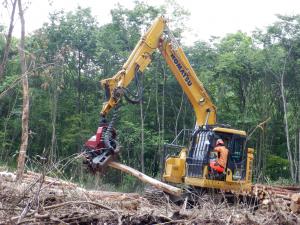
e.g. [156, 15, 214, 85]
[0, 171, 299, 224]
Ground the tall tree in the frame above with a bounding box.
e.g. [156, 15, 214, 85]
[16, 0, 29, 181]
[0, 0, 17, 80]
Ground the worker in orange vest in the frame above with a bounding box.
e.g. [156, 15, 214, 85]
[210, 139, 229, 173]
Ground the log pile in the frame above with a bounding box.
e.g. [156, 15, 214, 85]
[250, 183, 300, 213]
[252, 184, 300, 200]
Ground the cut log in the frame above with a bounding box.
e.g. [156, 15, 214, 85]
[290, 201, 300, 213]
[274, 194, 292, 201]
[108, 161, 182, 197]
[273, 185, 300, 191]
[291, 193, 300, 204]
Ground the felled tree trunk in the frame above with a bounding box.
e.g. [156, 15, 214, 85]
[109, 161, 182, 196]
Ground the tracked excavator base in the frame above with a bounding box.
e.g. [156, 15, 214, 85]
[144, 186, 260, 209]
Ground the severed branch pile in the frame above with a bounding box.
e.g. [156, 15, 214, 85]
[1, 168, 300, 225]
[0, 171, 152, 224]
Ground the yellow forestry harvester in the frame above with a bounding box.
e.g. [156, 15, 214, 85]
[82, 16, 254, 193]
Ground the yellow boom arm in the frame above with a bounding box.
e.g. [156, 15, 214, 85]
[100, 16, 216, 126]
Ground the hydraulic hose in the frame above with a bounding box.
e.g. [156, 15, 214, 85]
[103, 105, 120, 152]
[123, 66, 144, 104]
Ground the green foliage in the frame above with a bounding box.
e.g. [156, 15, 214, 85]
[265, 154, 290, 180]
[1, 3, 300, 190]
[117, 174, 141, 193]
[267, 177, 295, 186]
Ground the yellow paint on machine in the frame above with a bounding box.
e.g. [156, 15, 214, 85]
[184, 177, 252, 191]
[213, 127, 247, 136]
[163, 146, 254, 191]
[163, 148, 187, 184]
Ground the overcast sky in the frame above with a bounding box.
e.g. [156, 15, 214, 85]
[1, 0, 300, 45]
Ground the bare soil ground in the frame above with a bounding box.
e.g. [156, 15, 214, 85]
[0, 171, 299, 225]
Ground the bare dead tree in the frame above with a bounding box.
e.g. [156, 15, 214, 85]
[160, 61, 166, 176]
[264, 42, 296, 181]
[154, 63, 161, 174]
[16, 0, 29, 181]
[50, 72, 58, 164]
[174, 91, 184, 141]
[0, 0, 18, 80]
[140, 99, 145, 173]
[280, 47, 295, 181]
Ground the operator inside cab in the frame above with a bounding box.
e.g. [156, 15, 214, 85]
[209, 139, 229, 173]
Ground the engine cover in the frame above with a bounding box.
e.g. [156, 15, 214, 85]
[85, 126, 106, 151]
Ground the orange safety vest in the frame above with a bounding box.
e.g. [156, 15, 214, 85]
[213, 146, 229, 168]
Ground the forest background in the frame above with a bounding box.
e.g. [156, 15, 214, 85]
[1, 0, 300, 191]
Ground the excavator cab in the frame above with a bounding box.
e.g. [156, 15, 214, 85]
[163, 126, 254, 191]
